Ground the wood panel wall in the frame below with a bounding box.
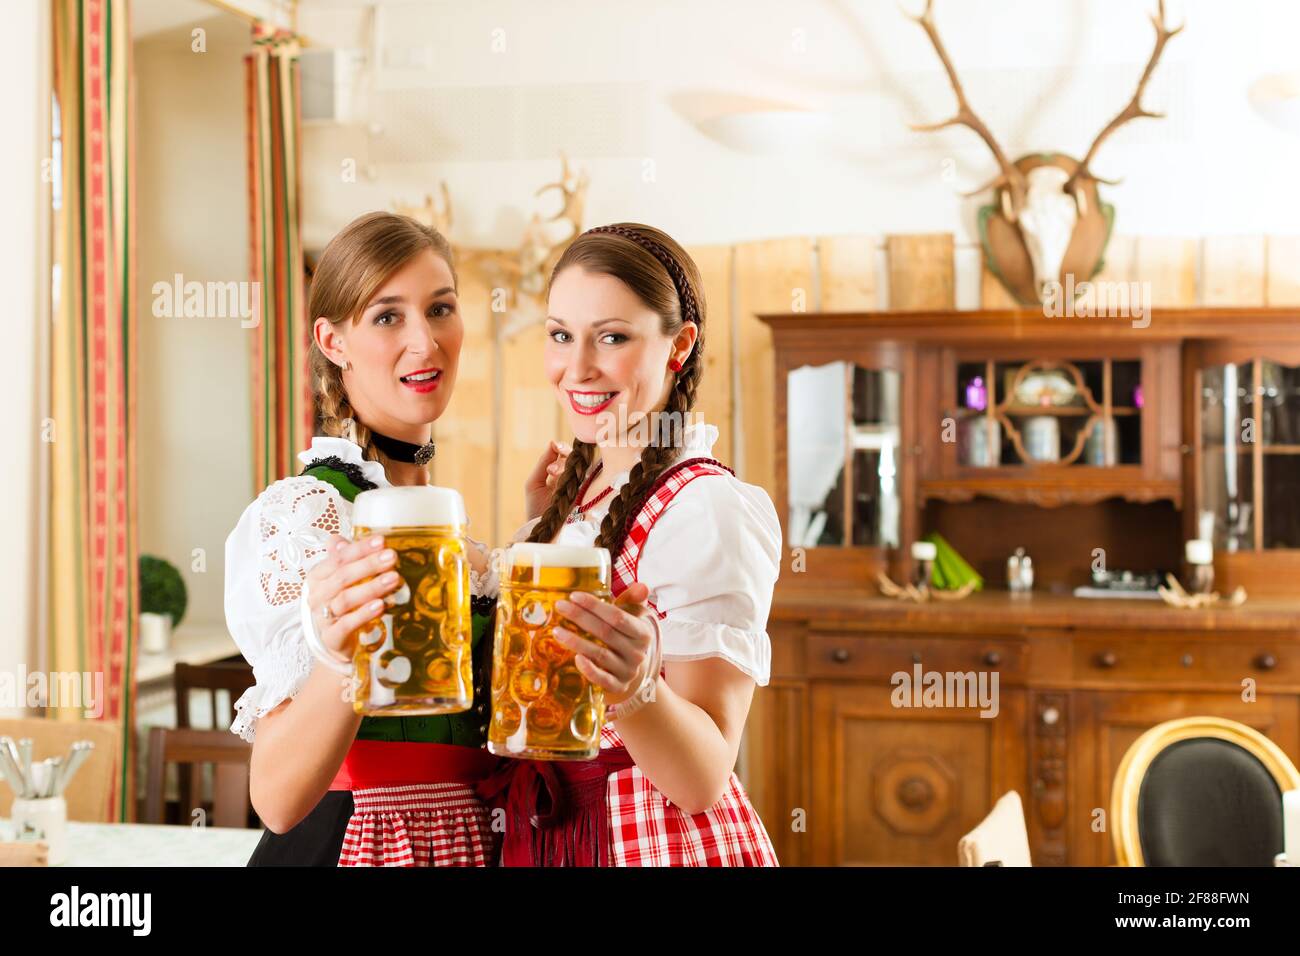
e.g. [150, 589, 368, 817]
[432, 234, 1300, 541]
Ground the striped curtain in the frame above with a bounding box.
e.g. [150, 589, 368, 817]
[246, 24, 310, 488]
[50, 0, 138, 821]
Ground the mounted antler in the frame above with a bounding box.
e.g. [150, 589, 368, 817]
[1064, 0, 1184, 212]
[532, 152, 590, 284]
[395, 181, 454, 235]
[906, 0, 1026, 222]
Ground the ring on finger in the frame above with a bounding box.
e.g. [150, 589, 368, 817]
[321, 602, 336, 622]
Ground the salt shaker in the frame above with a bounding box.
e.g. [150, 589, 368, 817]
[1185, 539, 1214, 595]
[1007, 548, 1034, 595]
[912, 540, 937, 590]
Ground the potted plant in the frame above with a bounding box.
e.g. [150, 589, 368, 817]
[138, 555, 187, 653]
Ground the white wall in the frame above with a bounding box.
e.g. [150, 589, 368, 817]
[0, 0, 50, 714]
[294, 0, 1300, 252]
[135, 15, 253, 628]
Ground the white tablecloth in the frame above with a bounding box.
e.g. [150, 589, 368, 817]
[2, 819, 262, 866]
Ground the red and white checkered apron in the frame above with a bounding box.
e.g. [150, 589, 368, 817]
[331, 740, 500, 867]
[599, 457, 779, 866]
[338, 783, 496, 867]
[477, 458, 780, 866]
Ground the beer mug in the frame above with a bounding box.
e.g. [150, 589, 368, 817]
[348, 485, 473, 716]
[488, 542, 612, 760]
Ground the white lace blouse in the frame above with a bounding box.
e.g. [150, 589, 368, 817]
[223, 437, 500, 743]
[516, 421, 781, 686]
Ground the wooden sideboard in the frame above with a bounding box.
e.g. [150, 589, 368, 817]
[745, 591, 1300, 866]
[745, 307, 1300, 865]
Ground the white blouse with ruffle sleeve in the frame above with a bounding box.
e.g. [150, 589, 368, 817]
[223, 436, 500, 743]
[549, 421, 781, 686]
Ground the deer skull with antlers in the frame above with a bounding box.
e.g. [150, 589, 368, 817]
[907, 0, 1182, 306]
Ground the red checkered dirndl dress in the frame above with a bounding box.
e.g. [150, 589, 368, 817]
[332, 740, 501, 867]
[478, 457, 780, 866]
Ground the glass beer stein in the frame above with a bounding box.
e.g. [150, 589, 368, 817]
[488, 542, 613, 760]
[348, 485, 473, 716]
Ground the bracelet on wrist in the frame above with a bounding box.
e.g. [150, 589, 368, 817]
[606, 613, 663, 722]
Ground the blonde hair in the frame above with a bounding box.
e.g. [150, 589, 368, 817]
[307, 211, 457, 475]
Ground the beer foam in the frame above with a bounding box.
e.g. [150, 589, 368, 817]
[509, 542, 610, 570]
[352, 485, 466, 529]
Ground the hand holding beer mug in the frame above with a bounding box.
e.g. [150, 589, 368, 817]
[327, 485, 474, 716]
[489, 543, 609, 759]
[488, 543, 657, 759]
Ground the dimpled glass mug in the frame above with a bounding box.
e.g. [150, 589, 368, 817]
[487, 542, 613, 760]
[348, 485, 473, 716]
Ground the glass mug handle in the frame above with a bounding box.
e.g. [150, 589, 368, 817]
[300, 578, 356, 676]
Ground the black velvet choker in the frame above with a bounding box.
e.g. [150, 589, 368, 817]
[371, 430, 436, 466]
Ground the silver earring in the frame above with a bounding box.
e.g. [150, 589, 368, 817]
[339, 359, 351, 372]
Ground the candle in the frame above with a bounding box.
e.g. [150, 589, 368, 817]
[1185, 539, 1213, 566]
[1285, 790, 1300, 865]
[912, 541, 937, 561]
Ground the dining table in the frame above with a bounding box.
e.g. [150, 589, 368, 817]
[1, 818, 262, 866]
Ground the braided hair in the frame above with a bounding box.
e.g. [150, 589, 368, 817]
[306, 211, 457, 475]
[528, 223, 706, 558]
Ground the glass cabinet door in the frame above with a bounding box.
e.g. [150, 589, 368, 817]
[1198, 359, 1300, 551]
[787, 361, 901, 548]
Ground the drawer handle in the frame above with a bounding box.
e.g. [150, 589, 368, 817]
[984, 650, 1002, 667]
[1040, 706, 1060, 726]
[1180, 653, 1194, 668]
[831, 648, 850, 664]
[1256, 653, 1278, 671]
[1096, 651, 1118, 669]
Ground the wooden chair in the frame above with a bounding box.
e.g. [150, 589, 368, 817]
[144, 727, 254, 828]
[0, 718, 121, 822]
[173, 660, 255, 731]
[1111, 716, 1300, 866]
[171, 661, 255, 818]
[957, 790, 1032, 866]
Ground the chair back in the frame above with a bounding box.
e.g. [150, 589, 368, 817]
[1111, 716, 1300, 866]
[144, 727, 254, 828]
[172, 661, 255, 731]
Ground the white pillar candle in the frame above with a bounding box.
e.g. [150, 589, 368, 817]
[1284, 789, 1300, 865]
[1185, 539, 1213, 566]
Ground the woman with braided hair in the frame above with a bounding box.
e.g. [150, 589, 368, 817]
[224, 211, 513, 866]
[479, 223, 781, 865]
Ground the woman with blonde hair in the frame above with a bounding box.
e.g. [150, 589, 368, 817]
[225, 211, 502, 865]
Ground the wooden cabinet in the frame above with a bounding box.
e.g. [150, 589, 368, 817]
[808, 680, 1026, 866]
[759, 308, 1300, 592]
[746, 601, 1300, 867]
[922, 343, 1182, 507]
[745, 308, 1300, 866]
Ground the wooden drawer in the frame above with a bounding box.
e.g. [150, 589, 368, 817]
[806, 630, 1027, 682]
[1072, 634, 1300, 687]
